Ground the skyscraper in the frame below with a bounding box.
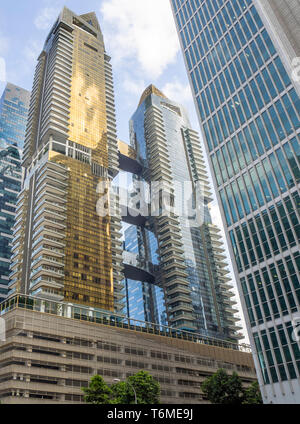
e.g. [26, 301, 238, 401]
[9, 8, 123, 311]
[170, 0, 300, 403]
[119, 84, 241, 341]
[0, 83, 30, 302]
[0, 83, 30, 148]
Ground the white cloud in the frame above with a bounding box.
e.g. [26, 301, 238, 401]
[34, 7, 60, 30]
[0, 34, 9, 83]
[8, 39, 44, 84]
[100, 0, 180, 79]
[24, 40, 42, 64]
[162, 79, 193, 105]
[0, 35, 9, 55]
[123, 78, 146, 96]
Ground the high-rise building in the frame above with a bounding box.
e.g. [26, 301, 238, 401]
[8, 8, 123, 311]
[0, 83, 30, 302]
[170, 0, 300, 403]
[0, 83, 30, 148]
[119, 84, 241, 341]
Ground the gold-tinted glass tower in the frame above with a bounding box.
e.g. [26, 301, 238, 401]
[9, 8, 123, 311]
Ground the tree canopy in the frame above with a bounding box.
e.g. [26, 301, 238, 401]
[82, 370, 160, 404]
[242, 381, 263, 404]
[83, 369, 261, 405]
[201, 369, 262, 405]
[82, 375, 112, 404]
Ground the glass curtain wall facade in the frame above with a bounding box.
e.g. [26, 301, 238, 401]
[170, 0, 300, 403]
[0, 142, 22, 302]
[0, 83, 30, 148]
[0, 83, 30, 302]
[128, 85, 241, 341]
[8, 8, 123, 312]
[122, 224, 167, 326]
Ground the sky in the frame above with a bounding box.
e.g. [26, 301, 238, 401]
[0, 0, 249, 343]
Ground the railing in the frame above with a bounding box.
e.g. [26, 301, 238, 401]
[0, 294, 252, 354]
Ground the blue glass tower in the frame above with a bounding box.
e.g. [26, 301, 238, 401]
[0, 83, 30, 149]
[170, 0, 300, 403]
[0, 83, 30, 301]
[124, 85, 241, 341]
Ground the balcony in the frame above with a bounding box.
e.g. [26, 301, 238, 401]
[30, 287, 64, 302]
[34, 198, 66, 214]
[33, 216, 66, 233]
[35, 182, 67, 200]
[35, 206, 65, 222]
[169, 310, 195, 321]
[163, 266, 188, 279]
[8, 269, 20, 280]
[36, 172, 67, 190]
[30, 265, 64, 280]
[33, 225, 65, 241]
[15, 190, 26, 207]
[166, 284, 191, 296]
[166, 292, 192, 304]
[31, 254, 64, 270]
[31, 245, 65, 260]
[168, 302, 194, 312]
[12, 224, 22, 237]
[30, 276, 64, 291]
[8, 278, 18, 287]
[32, 234, 65, 251]
[9, 260, 19, 271]
[36, 179, 67, 199]
[35, 189, 67, 208]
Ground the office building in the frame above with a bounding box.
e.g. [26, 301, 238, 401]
[0, 83, 30, 302]
[170, 0, 300, 403]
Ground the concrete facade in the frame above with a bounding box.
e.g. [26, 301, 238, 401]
[0, 303, 256, 404]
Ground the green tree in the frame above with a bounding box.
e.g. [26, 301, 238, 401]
[112, 370, 160, 404]
[111, 381, 129, 404]
[242, 381, 263, 404]
[82, 375, 112, 404]
[201, 369, 244, 404]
